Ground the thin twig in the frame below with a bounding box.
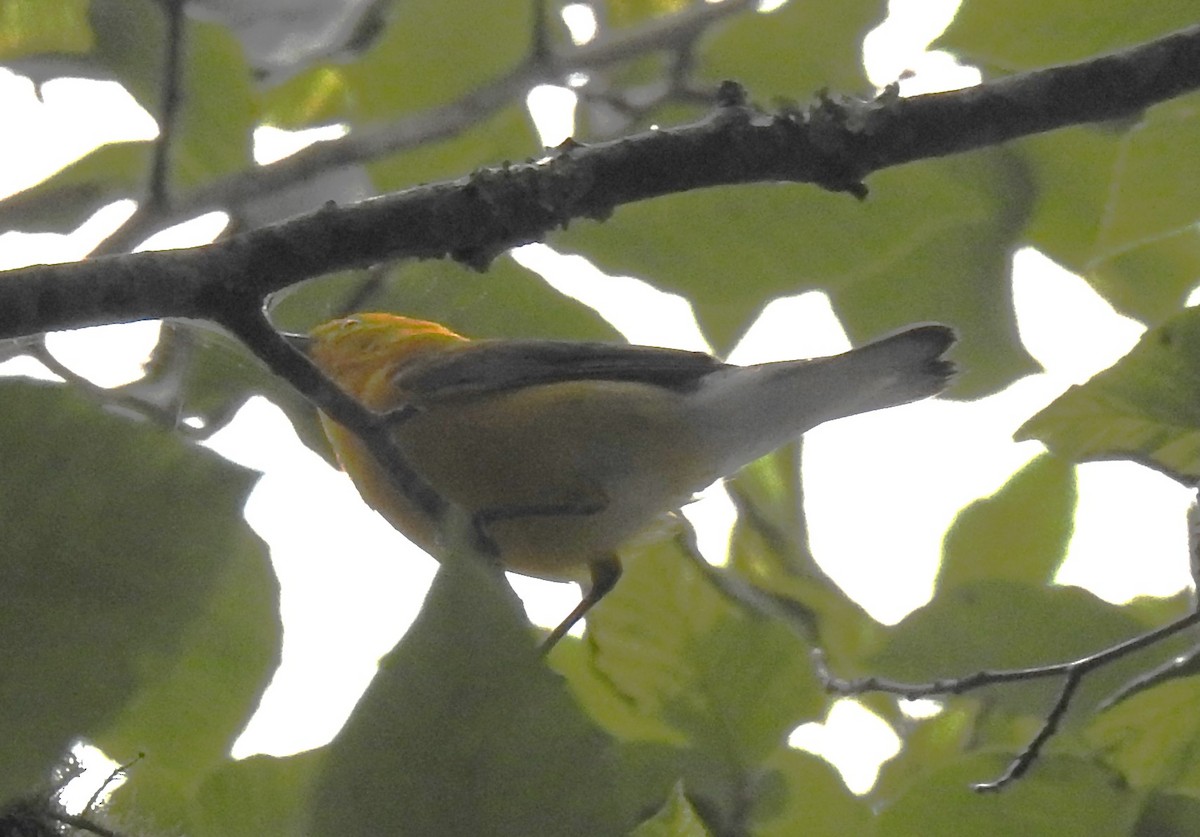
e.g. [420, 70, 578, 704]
[1097, 640, 1200, 711]
[215, 304, 445, 521]
[146, 0, 187, 214]
[530, 0, 552, 64]
[973, 672, 1083, 792]
[817, 606, 1200, 789]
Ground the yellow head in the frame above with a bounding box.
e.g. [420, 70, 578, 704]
[306, 313, 467, 409]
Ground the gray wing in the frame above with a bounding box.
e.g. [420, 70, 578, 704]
[393, 339, 728, 401]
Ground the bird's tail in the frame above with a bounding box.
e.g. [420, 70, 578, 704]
[689, 325, 956, 479]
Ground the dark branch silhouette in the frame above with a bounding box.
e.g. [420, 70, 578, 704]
[2, 23, 1198, 346]
[817, 494, 1200, 790]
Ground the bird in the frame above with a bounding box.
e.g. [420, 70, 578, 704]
[288, 313, 956, 650]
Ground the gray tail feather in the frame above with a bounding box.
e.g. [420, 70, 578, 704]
[690, 324, 956, 478]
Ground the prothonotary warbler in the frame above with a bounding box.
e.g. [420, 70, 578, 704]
[292, 313, 955, 650]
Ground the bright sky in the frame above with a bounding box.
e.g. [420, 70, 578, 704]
[1, 0, 1194, 798]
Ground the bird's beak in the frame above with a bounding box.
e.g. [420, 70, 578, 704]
[281, 332, 312, 353]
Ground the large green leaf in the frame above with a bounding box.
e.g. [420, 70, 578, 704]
[1090, 227, 1200, 326]
[630, 781, 713, 837]
[868, 581, 1147, 713]
[1008, 96, 1200, 324]
[586, 538, 825, 768]
[941, 2, 1200, 325]
[939, 0, 1200, 71]
[556, 150, 1035, 395]
[366, 106, 538, 193]
[97, 531, 280, 831]
[309, 557, 631, 836]
[1089, 677, 1200, 797]
[937, 453, 1077, 591]
[1018, 308, 1200, 480]
[89, 0, 256, 186]
[747, 747, 872, 837]
[270, 253, 619, 342]
[0, 0, 92, 61]
[562, 0, 1041, 362]
[0, 141, 149, 234]
[0, 380, 272, 803]
[189, 751, 325, 837]
[875, 754, 1137, 836]
[700, 0, 886, 96]
[265, 0, 531, 128]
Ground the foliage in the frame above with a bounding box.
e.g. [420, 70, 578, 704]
[2, 0, 1200, 835]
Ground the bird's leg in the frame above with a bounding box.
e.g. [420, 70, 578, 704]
[540, 556, 622, 654]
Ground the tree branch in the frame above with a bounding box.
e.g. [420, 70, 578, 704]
[816, 605, 1200, 790]
[90, 0, 758, 255]
[145, 0, 187, 215]
[3, 23, 1198, 342]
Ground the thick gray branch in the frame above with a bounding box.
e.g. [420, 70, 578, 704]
[0, 23, 1197, 341]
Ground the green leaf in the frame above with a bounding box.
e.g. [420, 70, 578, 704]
[869, 581, 1145, 713]
[1017, 309, 1200, 480]
[1089, 677, 1200, 796]
[271, 0, 531, 126]
[1089, 227, 1200, 326]
[630, 781, 713, 837]
[941, 8, 1200, 326]
[700, 0, 885, 96]
[270, 252, 619, 342]
[1133, 792, 1200, 837]
[748, 747, 871, 837]
[0, 0, 92, 61]
[606, 0, 696, 29]
[937, 454, 1077, 590]
[587, 538, 825, 768]
[556, 150, 1037, 395]
[870, 701, 982, 805]
[1015, 95, 1200, 324]
[875, 754, 1137, 836]
[549, 637, 690, 746]
[189, 751, 324, 837]
[939, 0, 1200, 71]
[725, 450, 883, 669]
[0, 380, 270, 802]
[365, 106, 538, 192]
[89, 0, 256, 186]
[97, 535, 281, 831]
[0, 142, 149, 234]
[309, 558, 631, 837]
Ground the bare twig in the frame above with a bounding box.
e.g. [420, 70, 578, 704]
[530, 0, 552, 64]
[146, 0, 187, 214]
[817, 606, 1200, 790]
[215, 304, 445, 521]
[1097, 640, 1200, 711]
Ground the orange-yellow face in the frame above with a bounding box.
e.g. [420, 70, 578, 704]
[307, 314, 467, 410]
